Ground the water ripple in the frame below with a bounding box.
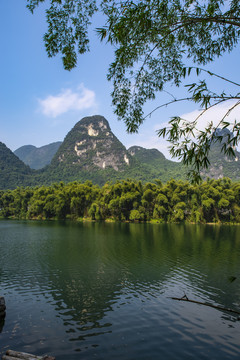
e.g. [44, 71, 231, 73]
[1, 221, 240, 359]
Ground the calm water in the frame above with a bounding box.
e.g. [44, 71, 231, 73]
[0, 220, 240, 359]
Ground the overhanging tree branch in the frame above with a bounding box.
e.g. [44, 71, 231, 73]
[27, 0, 240, 180]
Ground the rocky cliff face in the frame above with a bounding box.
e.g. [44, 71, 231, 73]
[51, 115, 132, 171]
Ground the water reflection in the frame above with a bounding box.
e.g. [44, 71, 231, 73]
[0, 221, 240, 359]
[41, 222, 173, 343]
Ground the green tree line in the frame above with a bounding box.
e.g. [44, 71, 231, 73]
[1, 178, 240, 223]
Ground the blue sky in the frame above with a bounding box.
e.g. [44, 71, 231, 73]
[1, 1, 240, 159]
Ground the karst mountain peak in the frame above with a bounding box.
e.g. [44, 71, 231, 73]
[51, 115, 132, 172]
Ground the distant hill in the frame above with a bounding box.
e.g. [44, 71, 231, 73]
[0, 142, 34, 189]
[128, 146, 166, 162]
[128, 146, 186, 181]
[1, 116, 240, 190]
[200, 128, 240, 180]
[14, 142, 62, 169]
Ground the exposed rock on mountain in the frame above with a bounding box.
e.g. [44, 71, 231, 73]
[51, 115, 132, 171]
[14, 142, 62, 169]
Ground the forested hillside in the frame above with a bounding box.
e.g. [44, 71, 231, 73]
[1, 178, 239, 224]
[0, 142, 34, 189]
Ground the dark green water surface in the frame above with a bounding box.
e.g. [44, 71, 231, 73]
[0, 220, 240, 359]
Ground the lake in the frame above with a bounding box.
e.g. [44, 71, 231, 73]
[0, 220, 240, 359]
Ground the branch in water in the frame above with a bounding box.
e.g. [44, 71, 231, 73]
[171, 295, 240, 316]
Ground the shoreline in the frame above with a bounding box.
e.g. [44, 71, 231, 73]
[1, 216, 240, 226]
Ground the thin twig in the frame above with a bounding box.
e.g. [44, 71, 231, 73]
[187, 66, 240, 88]
[171, 295, 240, 316]
[144, 96, 240, 120]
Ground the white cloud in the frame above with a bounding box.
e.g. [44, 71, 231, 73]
[142, 100, 240, 158]
[38, 84, 97, 117]
[152, 100, 240, 135]
[180, 100, 240, 131]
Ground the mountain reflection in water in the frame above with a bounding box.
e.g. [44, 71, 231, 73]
[0, 221, 240, 359]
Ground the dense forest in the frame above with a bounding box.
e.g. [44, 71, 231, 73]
[0, 178, 240, 224]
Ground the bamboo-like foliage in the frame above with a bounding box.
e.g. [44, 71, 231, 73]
[1, 177, 240, 223]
